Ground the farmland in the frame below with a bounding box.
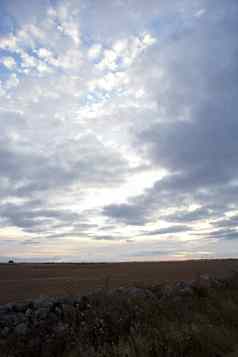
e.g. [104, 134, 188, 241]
[1, 259, 238, 304]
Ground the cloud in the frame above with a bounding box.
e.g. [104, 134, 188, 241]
[103, 203, 147, 226]
[195, 228, 238, 241]
[212, 215, 238, 229]
[5, 73, 19, 89]
[88, 44, 102, 60]
[141, 225, 192, 236]
[0, 122, 129, 199]
[91, 234, 122, 241]
[96, 33, 156, 71]
[0, 0, 238, 261]
[0, 199, 80, 233]
[1, 56, 16, 70]
[161, 208, 213, 223]
[103, 1, 238, 235]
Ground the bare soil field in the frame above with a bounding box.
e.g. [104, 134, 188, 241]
[0, 259, 238, 304]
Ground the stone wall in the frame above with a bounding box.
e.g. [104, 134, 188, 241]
[0, 274, 237, 357]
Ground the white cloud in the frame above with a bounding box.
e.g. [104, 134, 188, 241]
[194, 8, 206, 18]
[88, 72, 129, 92]
[88, 44, 102, 60]
[36, 62, 52, 74]
[50, 2, 80, 46]
[5, 73, 19, 90]
[20, 51, 37, 68]
[113, 39, 128, 54]
[1, 56, 17, 70]
[0, 81, 6, 97]
[37, 47, 53, 60]
[96, 32, 156, 71]
[0, 35, 18, 51]
[142, 33, 157, 46]
[97, 49, 118, 71]
[63, 21, 80, 46]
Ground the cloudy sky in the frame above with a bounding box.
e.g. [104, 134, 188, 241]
[0, 0, 237, 262]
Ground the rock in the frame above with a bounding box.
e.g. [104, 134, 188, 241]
[48, 312, 58, 324]
[112, 287, 156, 301]
[200, 274, 212, 289]
[4, 303, 14, 313]
[1, 326, 10, 337]
[34, 297, 54, 310]
[209, 277, 225, 289]
[175, 281, 194, 296]
[175, 281, 187, 289]
[149, 284, 166, 299]
[192, 274, 211, 290]
[15, 322, 28, 336]
[1, 312, 20, 326]
[0, 305, 6, 312]
[162, 285, 174, 298]
[54, 306, 63, 317]
[13, 303, 27, 313]
[35, 307, 49, 320]
[62, 304, 76, 323]
[53, 322, 69, 335]
[16, 312, 26, 324]
[25, 308, 33, 318]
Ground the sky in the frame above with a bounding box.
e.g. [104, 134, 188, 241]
[0, 0, 238, 262]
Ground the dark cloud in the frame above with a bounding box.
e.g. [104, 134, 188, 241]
[103, 1, 238, 232]
[0, 113, 129, 236]
[161, 208, 213, 223]
[212, 216, 238, 229]
[142, 225, 192, 236]
[195, 228, 238, 241]
[91, 235, 122, 241]
[21, 239, 42, 245]
[0, 200, 80, 234]
[0, 131, 129, 199]
[103, 203, 147, 226]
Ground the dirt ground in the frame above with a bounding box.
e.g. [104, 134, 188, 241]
[0, 259, 238, 304]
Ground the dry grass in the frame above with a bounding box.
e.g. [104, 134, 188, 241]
[63, 274, 238, 357]
[1, 272, 238, 357]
